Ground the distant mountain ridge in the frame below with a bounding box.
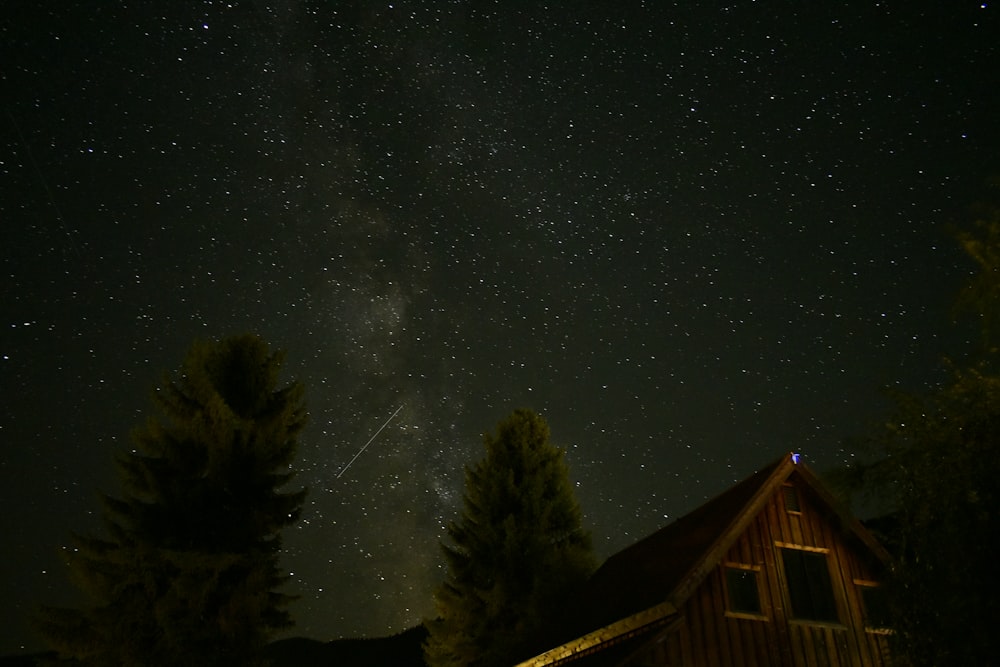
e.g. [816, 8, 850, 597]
[0, 625, 428, 667]
[264, 625, 428, 666]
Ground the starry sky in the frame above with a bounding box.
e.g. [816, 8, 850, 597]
[1, 1, 997, 655]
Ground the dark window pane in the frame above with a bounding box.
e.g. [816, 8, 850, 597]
[726, 567, 762, 614]
[781, 549, 838, 622]
[860, 585, 890, 628]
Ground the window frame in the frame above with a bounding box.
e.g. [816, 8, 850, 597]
[776, 544, 843, 626]
[854, 579, 892, 634]
[782, 483, 802, 514]
[723, 562, 767, 620]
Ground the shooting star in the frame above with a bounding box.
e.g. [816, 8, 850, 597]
[336, 404, 404, 479]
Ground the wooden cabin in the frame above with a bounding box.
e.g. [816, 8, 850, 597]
[517, 453, 892, 667]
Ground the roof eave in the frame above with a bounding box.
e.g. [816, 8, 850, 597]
[514, 600, 679, 667]
[665, 452, 799, 605]
[667, 452, 891, 606]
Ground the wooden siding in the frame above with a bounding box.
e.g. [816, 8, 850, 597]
[628, 473, 891, 667]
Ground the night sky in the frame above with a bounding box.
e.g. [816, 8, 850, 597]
[2, 1, 997, 655]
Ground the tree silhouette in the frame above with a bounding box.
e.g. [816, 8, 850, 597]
[38, 334, 307, 666]
[954, 176, 1000, 355]
[843, 186, 1000, 665]
[424, 408, 595, 667]
[849, 365, 1000, 665]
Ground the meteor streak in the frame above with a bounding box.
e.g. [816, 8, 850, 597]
[336, 404, 404, 479]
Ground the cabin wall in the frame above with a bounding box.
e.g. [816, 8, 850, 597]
[631, 473, 892, 667]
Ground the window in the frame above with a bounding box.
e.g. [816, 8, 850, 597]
[783, 485, 801, 512]
[780, 548, 838, 622]
[725, 566, 762, 615]
[859, 584, 891, 630]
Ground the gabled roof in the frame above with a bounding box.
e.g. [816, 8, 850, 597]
[518, 452, 890, 666]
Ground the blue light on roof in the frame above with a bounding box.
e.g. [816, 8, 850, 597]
[791, 452, 800, 464]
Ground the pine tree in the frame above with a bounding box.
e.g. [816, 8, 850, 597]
[38, 334, 307, 666]
[424, 408, 596, 667]
[840, 188, 1000, 665]
[846, 364, 1000, 666]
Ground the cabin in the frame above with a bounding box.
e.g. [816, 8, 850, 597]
[517, 453, 893, 667]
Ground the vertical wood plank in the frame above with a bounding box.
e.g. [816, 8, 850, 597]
[677, 615, 695, 667]
[609, 469, 893, 667]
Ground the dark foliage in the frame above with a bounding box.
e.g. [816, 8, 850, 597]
[36, 335, 307, 666]
[847, 365, 1000, 665]
[424, 409, 596, 667]
[842, 193, 1000, 665]
[953, 178, 1000, 355]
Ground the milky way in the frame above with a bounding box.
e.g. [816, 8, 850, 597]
[1, 2, 997, 653]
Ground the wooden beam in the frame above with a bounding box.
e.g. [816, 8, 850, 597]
[514, 601, 679, 666]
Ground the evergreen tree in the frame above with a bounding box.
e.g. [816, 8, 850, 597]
[953, 176, 1000, 356]
[849, 364, 1000, 665]
[38, 334, 307, 666]
[841, 188, 1000, 665]
[424, 409, 596, 667]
